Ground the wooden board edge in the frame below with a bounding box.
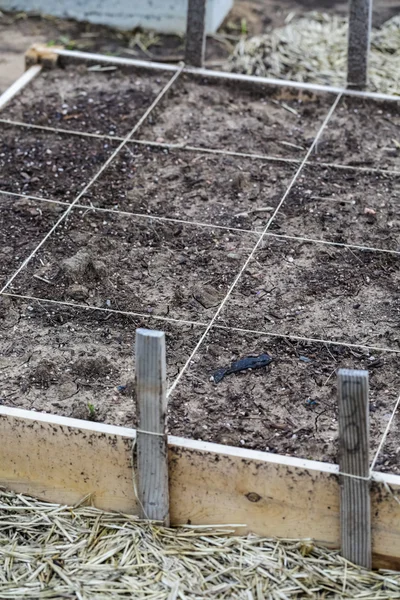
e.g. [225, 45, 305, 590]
[0, 406, 399, 570]
[0, 65, 42, 112]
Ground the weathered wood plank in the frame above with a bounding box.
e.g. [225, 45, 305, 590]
[185, 0, 207, 67]
[338, 369, 371, 568]
[0, 406, 398, 569]
[136, 329, 169, 525]
[347, 0, 372, 88]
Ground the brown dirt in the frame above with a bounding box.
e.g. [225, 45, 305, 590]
[0, 62, 399, 471]
[0, 196, 64, 288]
[0, 125, 114, 198]
[274, 165, 400, 251]
[138, 76, 334, 157]
[217, 237, 400, 350]
[84, 145, 296, 230]
[1, 64, 170, 136]
[317, 97, 400, 171]
[169, 327, 400, 464]
[0, 296, 204, 425]
[9, 206, 258, 322]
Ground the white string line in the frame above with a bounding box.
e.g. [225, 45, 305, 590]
[0, 117, 124, 142]
[5, 291, 400, 356]
[0, 189, 260, 236]
[0, 189, 71, 207]
[0, 117, 301, 165]
[3, 116, 400, 177]
[263, 232, 400, 256]
[2, 188, 399, 258]
[0, 66, 184, 296]
[212, 324, 400, 355]
[369, 391, 400, 474]
[4, 292, 399, 480]
[2, 292, 208, 327]
[166, 93, 344, 399]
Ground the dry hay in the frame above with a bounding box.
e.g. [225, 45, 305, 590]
[0, 490, 399, 598]
[228, 12, 400, 95]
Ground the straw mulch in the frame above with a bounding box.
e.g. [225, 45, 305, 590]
[0, 489, 399, 599]
[228, 12, 400, 95]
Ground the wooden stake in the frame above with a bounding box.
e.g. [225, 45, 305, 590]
[338, 368, 371, 568]
[185, 0, 207, 67]
[135, 329, 170, 525]
[347, 0, 372, 88]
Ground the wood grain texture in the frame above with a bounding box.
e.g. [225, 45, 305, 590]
[135, 329, 169, 525]
[347, 0, 372, 88]
[185, 0, 207, 67]
[338, 368, 371, 568]
[0, 406, 399, 569]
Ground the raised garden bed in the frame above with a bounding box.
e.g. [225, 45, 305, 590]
[1, 60, 400, 471]
[0, 54, 400, 569]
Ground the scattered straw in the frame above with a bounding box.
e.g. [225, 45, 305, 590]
[228, 12, 400, 95]
[0, 490, 399, 598]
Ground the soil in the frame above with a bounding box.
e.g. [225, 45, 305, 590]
[0, 125, 114, 199]
[168, 327, 400, 464]
[1, 64, 170, 136]
[0, 295, 204, 426]
[275, 165, 400, 251]
[0, 60, 399, 471]
[217, 236, 400, 350]
[138, 76, 334, 157]
[84, 145, 296, 230]
[0, 196, 64, 288]
[9, 205, 258, 322]
[317, 97, 400, 171]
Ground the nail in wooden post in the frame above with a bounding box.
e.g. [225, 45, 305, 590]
[347, 0, 372, 88]
[185, 0, 207, 67]
[338, 369, 371, 568]
[135, 329, 170, 525]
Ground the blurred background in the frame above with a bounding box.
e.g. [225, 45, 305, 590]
[0, 0, 399, 93]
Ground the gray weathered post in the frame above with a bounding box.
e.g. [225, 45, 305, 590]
[185, 0, 207, 67]
[338, 369, 371, 568]
[347, 0, 373, 88]
[136, 329, 170, 525]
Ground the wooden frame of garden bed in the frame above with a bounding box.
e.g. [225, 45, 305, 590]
[0, 44, 400, 572]
[1, 405, 400, 571]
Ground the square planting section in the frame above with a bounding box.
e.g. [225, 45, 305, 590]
[0, 296, 205, 427]
[317, 96, 400, 170]
[167, 327, 400, 463]
[273, 165, 400, 251]
[9, 208, 258, 321]
[0, 197, 64, 288]
[218, 237, 400, 350]
[0, 126, 114, 200]
[138, 76, 335, 157]
[1, 64, 170, 136]
[84, 144, 296, 229]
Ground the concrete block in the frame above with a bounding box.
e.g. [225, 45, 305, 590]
[0, 0, 233, 34]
